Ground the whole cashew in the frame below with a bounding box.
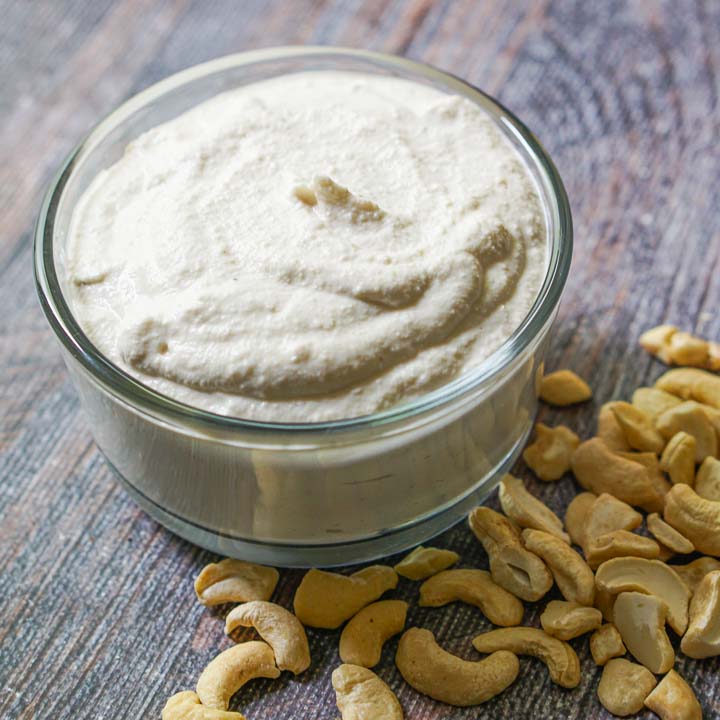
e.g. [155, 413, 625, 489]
[393, 546, 459, 580]
[663, 483, 720, 556]
[644, 669, 703, 720]
[224, 601, 310, 675]
[680, 570, 720, 658]
[293, 566, 398, 629]
[610, 401, 666, 454]
[655, 367, 720, 409]
[196, 642, 280, 710]
[589, 623, 626, 666]
[539, 369, 592, 406]
[331, 664, 403, 720]
[660, 431, 697, 486]
[194, 559, 279, 606]
[521, 528, 595, 605]
[598, 658, 657, 717]
[471, 627, 580, 688]
[540, 600, 602, 641]
[161, 691, 246, 719]
[419, 569, 524, 626]
[339, 600, 408, 668]
[564, 492, 597, 547]
[395, 628, 519, 706]
[632, 387, 682, 419]
[656, 401, 717, 462]
[468, 507, 553, 602]
[521, 423, 580, 481]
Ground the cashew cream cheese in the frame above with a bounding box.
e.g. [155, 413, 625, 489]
[65, 71, 547, 422]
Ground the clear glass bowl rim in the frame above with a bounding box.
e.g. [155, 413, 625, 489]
[34, 46, 573, 435]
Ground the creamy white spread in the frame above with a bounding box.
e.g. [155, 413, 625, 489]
[65, 71, 547, 422]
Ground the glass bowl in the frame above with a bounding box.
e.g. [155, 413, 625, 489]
[34, 47, 572, 567]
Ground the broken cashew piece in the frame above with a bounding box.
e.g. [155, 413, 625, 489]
[539, 369, 592, 406]
[293, 566, 398, 629]
[611, 401, 666, 454]
[660, 431, 697, 487]
[583, 493, 643, 549]
[196, 642, 280, 710]
[395, 627, 519, 706]
[696, 457, 720, 502]
[612, 591, 674, 674]
[161, 691, 246, 720]
[594, 586, 617, 622]
[589, 623, 626, 665]
[498, 474, 569, 542]
[594, 557, 691, 634]
[393, 546, 458, 580]
[640, 325, 678, 360]
[564, 491, 597, 547]
[332, 664, 403, 720]
[194, 559, 279, 606]
[632, 386, 682, 419]
[339, 600, 408, 668]
[224, 601, 310, 675]
[670, 556, 720, 594]
[663, 483, 720, 556]
[644, 669, 703, 720]
[540, 600, 602, 641]
[655, 367, 720, 409]
[656, 401, 717, 462]
[597, 402, 631, 451]
[521, 423, 580, 481]
[647, 512, 694, 554]
[419, 569, 523, 626]
[598, 658, 657, 717]
[522, 528, 595, 605]
[619, 450, 672, 512]
[680, 570, 720, 658]
[468, 507, 553, 602]
[585, 529, 660, 570]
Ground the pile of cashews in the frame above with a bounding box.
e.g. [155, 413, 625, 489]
[162, 331, 720, 720]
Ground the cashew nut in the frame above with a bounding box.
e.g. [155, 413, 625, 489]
[585, 529, 660, 569]
[468, 507, 553, 602]
[594, 586, 617, 622]
[224, 601, 310, 675]
[522, 423, 580, 481]
[612, 591, 675, 674]
[644, 670, 703, 720]
[498, 474, 568, 542]
[632, 386, 682, 419]
[668, 331, 711, 367]
[589, 623, 626, 665]
[597, 402, 631, 451]
[564, 491, 597, 547]
[663, 483, 720, 556]
[571, 438, 663, 510]
[393, 546, 458, 580]
[540, 600, 602, 640]
[395, 627, 519, 706]
[196, 642, 280, 710]
[696, 457, 720, 501]
[418, 569, 524, 626]
[680, 570, 720, 658]
[471, 627, 580, 688]
[660, 431, 697, 486]
[538, 369, 592, 406]
[597, 658, 657, 717]
[521, 528, 595, 605]
[293, 566, 398, 629]
[618, 450, 672, 511]
[656, 401, 717, 462]
[656, 367, 720, 408]
[594, 557, 691, 634]
[640, 324, 678, 358]
[194, 560, 279, 607]
[339, 600, 408, 668]
[332, 664, 403, 720]
[647, 512, 695, 554]
[611, 401, 666, 454]
[161, 691, 246, 719]
[669, 556, 720, 594]
[583, 493, 643, 549]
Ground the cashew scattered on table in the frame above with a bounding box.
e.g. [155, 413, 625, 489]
[161, 691, 247, 720]
[585, 529, 661, 569]
[680, 570, 720, 659]
[472, 627, 580, 688]
[393, 546, 459, 580]
[395, 628, 519, 706]
[539, 369, 592, 406]
[644, 669, 703, 720]
[594, 557, 691, 634]
[632, 386, 682, 419]
[224, 601, 310, 675]
[647, 512, 695, 554]
[339, 600, 408, 668]
[522, 423, 580, 481]
[597, 658, 657, 717]
[696, 457, 720, 501]
[498, 474, 569, 542]
[540, 600, 602, 641]
[670, 556, 720, 594]
[594, 586, 617, 622]
[655, 367, 720, 409]
[293, 566, 398, 629]
[640, 325, 678, 359]
[611, 401, 666, 454]
[564, 491, 597, 547]
[660, 431, 697, 486]
[331, 664, 404, 720]
[419, 569, 523, 626]
[583, 493, 643, 549]
[196, 642, 280, 710]
[194, 559, 279, 607]
[468, 507, 553, 602]
[663, 483, 720, 556]
[589, 623, 626, 665]
[521, 528, 595, 605]
[597, 401, 632, 451]
[612, 591, 675, 674]
[656, 401, 717, 462]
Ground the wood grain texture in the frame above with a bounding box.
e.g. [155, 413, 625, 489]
[1, 1, 719, 718]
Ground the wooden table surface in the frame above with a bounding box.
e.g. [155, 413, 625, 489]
[2, 1, 719, 718]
